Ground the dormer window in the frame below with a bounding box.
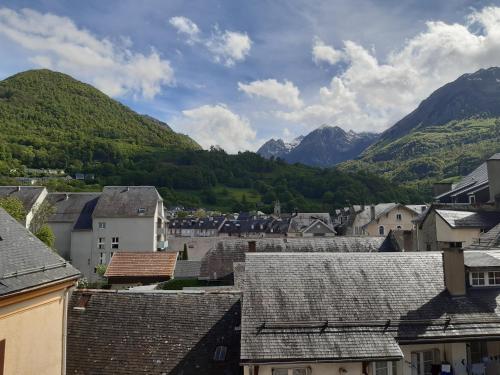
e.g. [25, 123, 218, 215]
[138, 208, 146, 214]
[471, 272, 485, 286]
[469, 271, 500, 287]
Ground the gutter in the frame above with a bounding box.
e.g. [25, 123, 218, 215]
[240, 355, 403, 366]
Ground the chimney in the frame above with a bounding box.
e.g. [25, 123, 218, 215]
[442, 242, 466, 296]
[248, 240, 256, 253]
[370, 205, 376, 221]
[433, 182, 453, 198]
[16, 186, 21, 192]
[65, 193, 69, 201]
[487, 154, 500, 208]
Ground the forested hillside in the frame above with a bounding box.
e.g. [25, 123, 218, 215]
[0, 70, 426, 212]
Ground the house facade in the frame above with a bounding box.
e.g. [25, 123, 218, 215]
[0, 208, 80, 375]
[241, 250, 500, 375]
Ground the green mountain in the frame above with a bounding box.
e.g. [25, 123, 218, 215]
[341, 68, 500, 185]
[0, 69, 425, 211]
[0, 69, 199, 173]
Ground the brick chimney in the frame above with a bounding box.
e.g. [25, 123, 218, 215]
[248, 240, 256, 253]
[442, 242, 466, 296]
[487, 154, 500, 208]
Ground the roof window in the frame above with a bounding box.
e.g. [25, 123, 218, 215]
[213, 346, 227, 362]
[138, 207, 146, 214]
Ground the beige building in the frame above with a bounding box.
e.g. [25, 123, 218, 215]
[416, 208, 500, 251]
[0, 207, 80, 375]
[363, 204, 427, 236]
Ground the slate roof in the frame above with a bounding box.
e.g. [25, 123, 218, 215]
[435, 161, 489, 200]
[0, 208, 80, 297]
[46, 192, 100, 230]
[199, 237, 394, 280]
[104, 252, 177, 278]
[93, 186, 161, 218]
[67, 291, 242, 375]
[466, 223, 500, 251]
[241, 252, 500, 363]
[174, 260, 202, 279]
[464, 250, 500, 268]
[169, 216, 225, 230]
[219, 218, 275, 235]
[352, 203, 398, 227]
[436, 209, 500, 229]
[288, 213, 333, 233]
[0, 186, 46, 212]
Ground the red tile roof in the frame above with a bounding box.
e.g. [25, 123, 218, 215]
[104, 252, 177, 278]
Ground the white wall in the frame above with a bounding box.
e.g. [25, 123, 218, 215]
[70, 231, 93, 281]
[50, 222, 73, 260]
[244, 362, 362, 375]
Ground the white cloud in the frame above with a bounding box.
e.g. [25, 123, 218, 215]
[280, 6, 500, 133]
[169, 16, 252, 66]
[312, 37, 344, 65]
[169, 16, 200, 44]
[178, 104, 257, 153]
[206, 29, 252, 67]
[0, 7, 173, 99]
[238, 79, 303, 109]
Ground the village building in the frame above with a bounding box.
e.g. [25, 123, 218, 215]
[104, 251, 177, 289]
[435, 153, 500, 207]
[168, 216, 226, 237]
[287, 212, 336, 237]
[241, 250, 500, 375]
[199, 237, 399, 282]
[416, 208, 500, 252]
[0, 186, 47, 228]
[0, 208, 80, 375]
[66, 291, 242, 374]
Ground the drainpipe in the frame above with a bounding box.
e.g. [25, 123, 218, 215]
[61, 286, 71, 375]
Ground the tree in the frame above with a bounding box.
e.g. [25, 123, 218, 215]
[0, 196, 26, 222]
[35, 224, 55, 248]
[182, 244, 189, 260]
[95, 264, 107, 278]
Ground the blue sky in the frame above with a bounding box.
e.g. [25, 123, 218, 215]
[0, 0, 499, 152]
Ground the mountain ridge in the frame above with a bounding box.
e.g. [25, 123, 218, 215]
[257, 125, 378, 167]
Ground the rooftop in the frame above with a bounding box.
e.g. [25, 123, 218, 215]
[46, 192, 100, 230]
[0, 208, 80, 297]
[67, 291, 242, 375]
[93, 186, 161, 218]
[104, 252, 177, 278]
[436, 209, 500, 229]
[0, 186, 46, 212]
[241, 252, 500, 363]
[174, 260, 202, 279]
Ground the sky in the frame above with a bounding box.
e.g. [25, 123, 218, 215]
[1, 0, 500, 152]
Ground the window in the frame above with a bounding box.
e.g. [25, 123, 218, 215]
[396, 213, 402, 221]
[112, 237, 119, 249]
[98, 237, 105, 250]
[138, 207, 146, 214]
[471, 272, 485, 286]
[469, 341, 488, 363]
[213, 346, 227, 362]
[411, 349, 439, 375]
[379, 226, 385, 235]
[397, 225, 402, 230]
[98, 222, 106, 229]
[374, 361, 398, 375]
[272, 369, 310, 375]
[489, 271, 500, 285]
[99, 252, 106, 265]
[426, 243, 431, 251]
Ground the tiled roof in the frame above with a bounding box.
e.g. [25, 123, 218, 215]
[104, 252, 177, 278]
[67, 291, 242, 375]
[466, 223, 500, 251]
[169, 216, 225, 230]
[199, 237, 393, 280]
[436, 209, 500, 229]
[93, 186, 160, 218]
[174, 260, 202, 279]
[46, 192, 100, 229]
[0, 186, 45, 212]
[0, 208, 80, 296]
[464, 250, 500, 268]
[241, 252, 500, 363]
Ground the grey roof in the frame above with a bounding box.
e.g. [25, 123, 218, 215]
[464, 250, 500, 268]
[489, 153, 500, 160]
[199, 237, 394, 281]
[436, 209, 500, 229]
[173, 260, 202, 279]
[435, 162, 489, 200]
[466, 223, 500, 251]
[169, 216, 225, 230]
[288, 213, 333, 233]
[0, 208, 80, 296]
[0, 186, 46, 212]
[47, 192, 101, 230]
[241, 252, 500, 363]
[352, 203, 398, 227]
[67, 291, 242, 375]
[93, 186, 161, 218]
